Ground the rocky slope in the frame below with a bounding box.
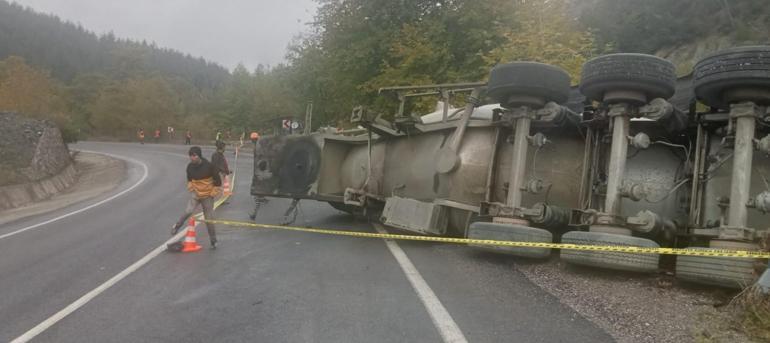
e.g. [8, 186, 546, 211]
[0, 112, 71, 186]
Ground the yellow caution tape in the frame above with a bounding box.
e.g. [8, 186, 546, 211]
[204, 219, 770, 259]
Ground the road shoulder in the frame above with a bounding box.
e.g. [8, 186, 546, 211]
[0, 152, 125, 227]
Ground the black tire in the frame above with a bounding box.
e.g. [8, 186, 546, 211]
[579, 53, 676, 103]
[487, 62, 571, 106]
[468, 222, 552, 258]
[693, 46, 770, 109]
[277, 137, 321, 194]
[560, 231, 660, 273]
[676, 248, 759, 289]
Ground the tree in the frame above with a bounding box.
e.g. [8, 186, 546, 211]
[484, 0, 599, 83]
[89, 76, 181, 138]
[286, 0, 518, 121]
[0, 56, 69, 122]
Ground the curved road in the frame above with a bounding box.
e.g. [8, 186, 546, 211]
[0, 142, 613, 342]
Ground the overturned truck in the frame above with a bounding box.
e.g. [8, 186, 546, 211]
[252, 46, 770, 289]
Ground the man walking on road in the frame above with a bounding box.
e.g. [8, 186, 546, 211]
[185, 130, 192, 145]
[171, 146, 221, 249]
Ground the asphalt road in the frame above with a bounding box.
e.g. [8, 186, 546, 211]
[0, 142, 613, 342]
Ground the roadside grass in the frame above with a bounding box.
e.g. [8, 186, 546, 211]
[733, 285, 770, 342]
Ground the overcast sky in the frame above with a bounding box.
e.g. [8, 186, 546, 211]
[12, 0, 318, 71]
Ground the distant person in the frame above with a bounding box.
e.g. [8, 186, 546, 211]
[215, 130, 223, 142]
[185, 130, 192, 145]
[248, 132, 268, 220]
[211, 140, 231, 177]
[138, 128, 145, 144]
[171, 146, 221, 249]
[211, 140, 231, 203]
[154, 128, 161, 143]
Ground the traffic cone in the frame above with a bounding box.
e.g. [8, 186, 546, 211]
[181, 217, 203, 253]
[223, 175, 232, 196]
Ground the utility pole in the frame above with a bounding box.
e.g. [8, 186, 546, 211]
[304, 101, 313, 135]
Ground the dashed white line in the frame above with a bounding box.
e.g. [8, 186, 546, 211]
[0, 151, 149, 241]
[374, 224, 468, 343]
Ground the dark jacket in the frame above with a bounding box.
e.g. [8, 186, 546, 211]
[186, 158, 222, 198]
[210, 151, 230, 175]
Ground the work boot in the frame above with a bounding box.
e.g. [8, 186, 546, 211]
[171, 222, 181, 236]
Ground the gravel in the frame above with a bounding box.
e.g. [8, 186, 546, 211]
[514, 256, 755, 343]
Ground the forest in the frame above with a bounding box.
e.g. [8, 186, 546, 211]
[0, 0, 767, 141]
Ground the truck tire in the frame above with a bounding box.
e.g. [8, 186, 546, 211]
[468, 222, 552, 258]
[693, 46, 770, 109]
[275, 137, 321, 195]
[676, 248, 759, 289]
[579, 53, 676, 103]
[487, 62, 571, 106]
[560, 231, 660, 273]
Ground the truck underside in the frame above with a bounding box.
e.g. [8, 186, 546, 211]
[252, 47, 770, 289]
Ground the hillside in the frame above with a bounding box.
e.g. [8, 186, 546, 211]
[1, 0, 769, 140]
[574, 0, 770, 75]
[0, 1, 229, 87]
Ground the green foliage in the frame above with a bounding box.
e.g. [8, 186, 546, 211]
[89, 76, 182, 136]
[0, 56, 73, 138]
[287, 0, 521, 121]
[485, 0, 600, 83]
[578, 0, 769, 53]
[18, 0, 767, 139]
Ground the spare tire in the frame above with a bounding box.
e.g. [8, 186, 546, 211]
[580, 53, 676, 103]
[487, 62, 570, 107]
[277, 137, 321, 194]
[693, 46, 770, 110]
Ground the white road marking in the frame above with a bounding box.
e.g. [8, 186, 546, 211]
[374, 224, 468, 343]
[0, 151, 149, 241]
[10, 231, 187, 343]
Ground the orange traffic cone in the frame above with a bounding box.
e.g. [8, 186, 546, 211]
[181, 217, 203, 253]
[223, 175, 232, 196]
